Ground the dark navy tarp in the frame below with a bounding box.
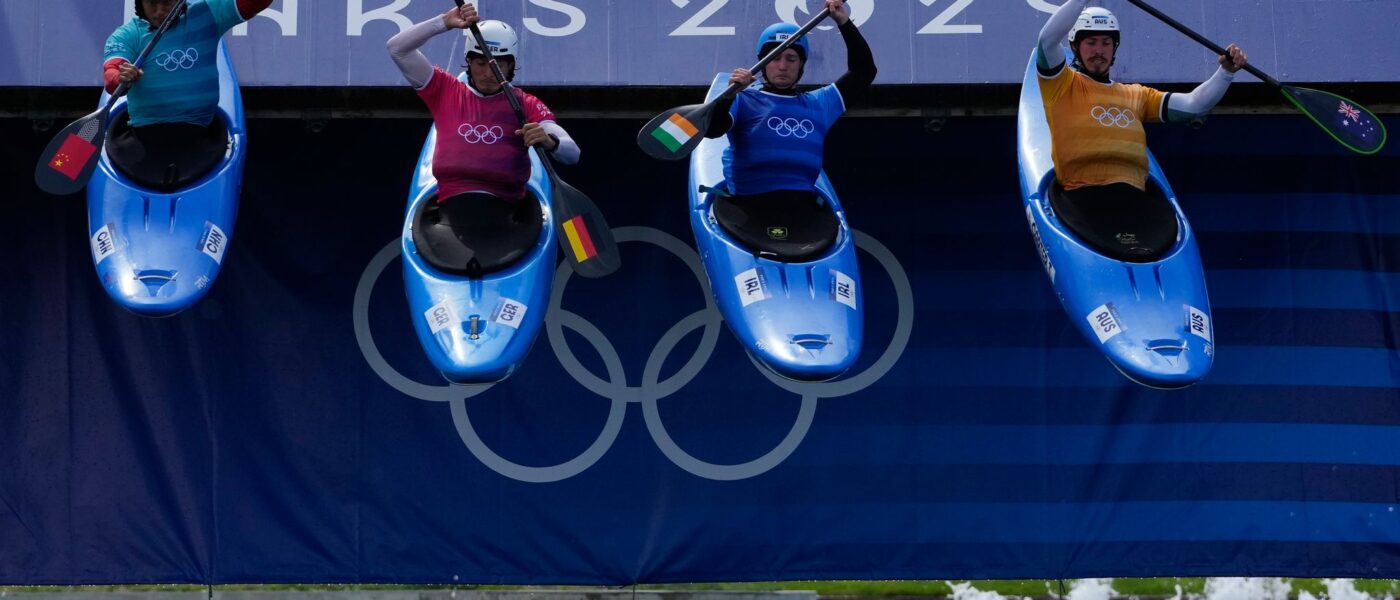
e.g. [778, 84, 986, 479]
[2, 111, 1399, 584]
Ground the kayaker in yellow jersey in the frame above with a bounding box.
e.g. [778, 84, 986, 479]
[1036, 0, 1247, 261]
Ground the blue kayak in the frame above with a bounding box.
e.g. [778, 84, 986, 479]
[1017, 50, 1214, 388]
[688, 74, 863, 382]
[87, 40, 244, 317]
[401, 82, 555, 384]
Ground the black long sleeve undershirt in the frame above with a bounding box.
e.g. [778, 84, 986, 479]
[834, 19, 877, 99]
[705, 20, 877, 139]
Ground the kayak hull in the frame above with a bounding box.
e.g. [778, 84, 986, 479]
[87, 40, 244, 317]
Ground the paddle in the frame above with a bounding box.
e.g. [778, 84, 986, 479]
[1125, 0, 1387, 155]
[635, 7, 834, 161]
[452, 0, 620, 278]
[34, 0, 190, 195]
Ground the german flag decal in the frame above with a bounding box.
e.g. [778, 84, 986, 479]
[562, 215, 598, 263]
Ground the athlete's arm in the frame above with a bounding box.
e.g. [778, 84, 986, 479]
[104, 58, 132, 94]
[704, 70, 750, 139]
[833, 20, 876, 98]
[386, 16, 448, 90]
[1164, 45, 1247, 122]
[1164, 68, 1233, 122]
[540, 122, 580, 165]
[102, 29, 137, 93]
[1038, 0, 1087, 75]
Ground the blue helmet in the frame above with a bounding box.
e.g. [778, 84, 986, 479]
[755, 23, 809, 62]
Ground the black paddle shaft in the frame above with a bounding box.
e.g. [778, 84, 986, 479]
[454, 1, 527, 119]
[1123, 0, 1279, 87]
[452, 0, 621, 277]
[456, 2, 564, 178]
[460, 19, 573, 181]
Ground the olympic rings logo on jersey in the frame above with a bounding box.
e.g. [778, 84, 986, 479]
[153, 48, 199, 71]
[1090, 106, 1137, 128]
[767, 117, 816, 139]
[354, 227, 914, 484]
[457, 124, 506, 144]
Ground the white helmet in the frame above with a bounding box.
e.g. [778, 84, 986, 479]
[1069, 7, 1120, 44]
[467, 20, 519, 58]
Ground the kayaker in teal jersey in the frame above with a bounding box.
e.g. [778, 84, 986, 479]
[701, 0, 876, 260]
[100, 0, 273, 189]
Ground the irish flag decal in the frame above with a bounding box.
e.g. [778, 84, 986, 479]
[650, 113, 699, 153]
[562, 215, 598, 263]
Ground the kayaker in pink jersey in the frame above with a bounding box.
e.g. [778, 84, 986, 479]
[386, 2, 579, 202]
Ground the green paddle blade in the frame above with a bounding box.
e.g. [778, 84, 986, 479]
[1280, 85, 1388, 155]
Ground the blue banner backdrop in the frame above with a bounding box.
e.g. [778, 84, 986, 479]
[2, 110, 1400, 584]
[2, 0, 1400, 86]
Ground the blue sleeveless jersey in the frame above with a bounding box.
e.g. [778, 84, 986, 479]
[723, 84, 846, 195]
[103, 0, 244, 128]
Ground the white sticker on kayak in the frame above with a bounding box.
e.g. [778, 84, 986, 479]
[1026, 206, 1055, 282]
[200, 222, 229, 265]
[831, 270, 857, 311]
[1187, 305, 1212, 343]
[1087, 303, 1124, 344]
[491, 298, 528, 330]
[424, 301, 458, 335]
[90, 224, 118, 265]
[735, 268, 769, 307]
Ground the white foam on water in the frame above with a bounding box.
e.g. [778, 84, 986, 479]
[937, 577, 1388, 600]
[1066, 578, 1117, 600]
[945, 580, 1025, 600]
[1304, 578, 1391, 600]
[1199, 577, 1388, 600]
[1200, 577, 1293, 600]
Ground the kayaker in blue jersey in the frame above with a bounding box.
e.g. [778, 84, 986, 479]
[702, 0, 876, 261]
[1035, 0, 1247, 260]
[101, 0, 273, 190]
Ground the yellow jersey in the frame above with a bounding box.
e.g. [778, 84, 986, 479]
[1039, 64, 1167, 191]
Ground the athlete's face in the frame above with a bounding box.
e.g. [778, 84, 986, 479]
[763, 49, 804, 89]
[1076, 34, 1117, 76]
[466, 56, 514, 95]
[142, 0, 177, 26]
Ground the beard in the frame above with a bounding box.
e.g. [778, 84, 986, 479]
[1084, 57, 1111, 74]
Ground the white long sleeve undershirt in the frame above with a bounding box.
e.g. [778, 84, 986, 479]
[1165, 66, 1235, 121]
[1037, 0, 1088, 73]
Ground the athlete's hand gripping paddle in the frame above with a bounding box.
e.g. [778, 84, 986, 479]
[454, 0, 620, 278]
[35, 0, 190, 195]
[1125, 0, 1386, 155]
[636, 7, 833, 161]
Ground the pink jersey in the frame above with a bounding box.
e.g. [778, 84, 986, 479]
[417, 68, 556, 200]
